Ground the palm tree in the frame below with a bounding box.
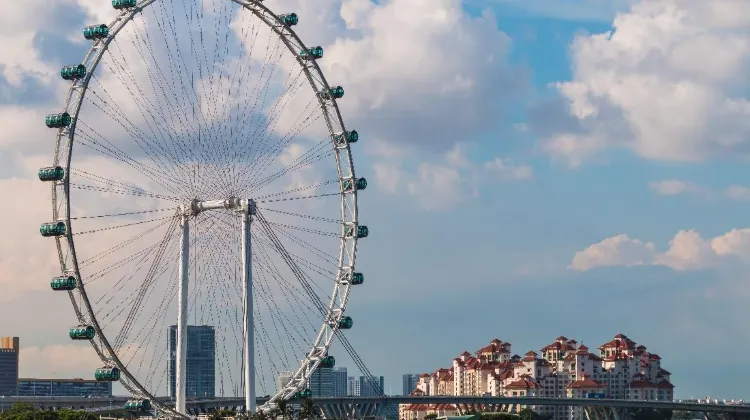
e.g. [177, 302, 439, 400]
[273, 399, 295, 420]
[298, 398, 322, 420]
[251, 410, 270, 420]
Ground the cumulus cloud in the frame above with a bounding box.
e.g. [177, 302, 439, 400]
[570, 228, 750, 271]
[373, 144, 532, 210]
[648, 179, 750, 201]
[542, 0, 750, 166]
[649, 179, 708, 197]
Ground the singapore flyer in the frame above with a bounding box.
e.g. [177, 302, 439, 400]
[40, 0, 366, 417]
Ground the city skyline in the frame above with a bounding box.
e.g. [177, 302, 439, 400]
[1, 0, 749, 404]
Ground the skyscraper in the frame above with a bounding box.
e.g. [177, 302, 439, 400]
[359, 375, 385, 397]
[0, 337, 19, 396]
[402, 374, 419, 396]
[332, 367, 347, 397]
[309, 366, 348, 397]
[347, 376, 360, 396]
[168, 325, 215, 398]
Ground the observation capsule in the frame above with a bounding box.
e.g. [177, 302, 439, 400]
[69, 325, 96, 340]
[357, 226, 369, 238]
[38, 166, 65, 182]
[83, 24, 109, 40]
[51, 276, 77, 291]
[300, 46, 323, 60]
[319, 355, 336, 368]
[40, 221, 67, 237]
[351, 272, 364, 285]
[279, 13, 298, 26]
[112, 0, 137, 10]
[343, 177, 367, 193]
[60, 64, 86, 81]
[125, 399, 151, 411]
[333, 130, 358, 147]
[338, 316, 353, 330]
[294, 388, 312, 399]
[328, 86, 344, 99]
[45, 113, 71, 128]
[94, 366, 121, 382]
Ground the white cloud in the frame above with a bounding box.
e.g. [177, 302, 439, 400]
[544, 0, 750, 166]
[649, 179, 709, 197]
[725, 185, 750, 201]
[373, 144, 532, 210]
[648, 179, 750, 201]
[570, 228, 750, 271]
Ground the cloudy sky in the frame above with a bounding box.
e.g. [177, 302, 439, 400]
[2, 0, 750, 401]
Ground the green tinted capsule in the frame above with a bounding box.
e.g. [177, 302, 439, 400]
[95, 367, 120, 382]
[300, 46, 323, 60]
[83, 24, 109, 40]
[338, 316, 353, 330]
[51, 276, 77, 291]
[319, 355, 336, 368]
[69, 325, 95, 340]
[38, 166, 65, 182]
[112, 0, 137, 9]
[45, 113, 71, 128]
[279, 13, 298, 26]
[329, 86, 344, 99]
[350, 272, 364, 285]
[60, 64, 86, 81]
[40, 221, 67, 237]
[357, 225, 369, 238]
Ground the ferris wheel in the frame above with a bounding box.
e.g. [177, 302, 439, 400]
[40, 0, 367, 417]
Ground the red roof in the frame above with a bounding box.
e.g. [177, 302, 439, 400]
[568, 373, 606, 389]
[506, 377, 539, 389]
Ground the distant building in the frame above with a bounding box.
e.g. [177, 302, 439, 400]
[310, 366, 350, 398]
[17, 378, 111, 397]
[401, 333, 675, 420]
[347, 376, 360, 396]
[359, 375, 385, 397]
[277, 371, 294, 393]
[402, 374, 419, 396]
[0, 337, 19, 396]
[332, 367, 347, 397]
[168, 325, 215, 398]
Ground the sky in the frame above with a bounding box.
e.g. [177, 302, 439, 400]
[2, 0, 750, 402]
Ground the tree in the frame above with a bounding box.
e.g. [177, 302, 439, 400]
[424, 414, 438, 420]
[252, 410, 270, 420]
[673, 411, 694, 420]
[273, 399, 295, 420]
[298, 398, 322, 420]
[209, 408, 237, 420]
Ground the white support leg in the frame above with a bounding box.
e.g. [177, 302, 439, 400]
[176, 213, 190, 414]
[242, 206, 256, 413]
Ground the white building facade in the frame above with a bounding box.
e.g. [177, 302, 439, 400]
[400, 334, 674, 420]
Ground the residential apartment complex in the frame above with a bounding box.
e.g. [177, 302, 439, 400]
[308, 367, 349, 397]
[400, 333, 674, 420]
[0, 337, 19, 396]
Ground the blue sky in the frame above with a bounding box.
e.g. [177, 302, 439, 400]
[2, 0, 750, 402]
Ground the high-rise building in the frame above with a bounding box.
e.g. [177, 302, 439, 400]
[17, 378, 112, 397]
[308, 367, 334, 397]
[359, 375, 385, 397]
[402, 374, 419, 396]
[0, 337, 19, 396]
[309, 366, 348, 397]
[332, 367, 347, 397]
[168, 325, 215, 398]
[347, 376, 360, 396]
[277, 371, 294, 393]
